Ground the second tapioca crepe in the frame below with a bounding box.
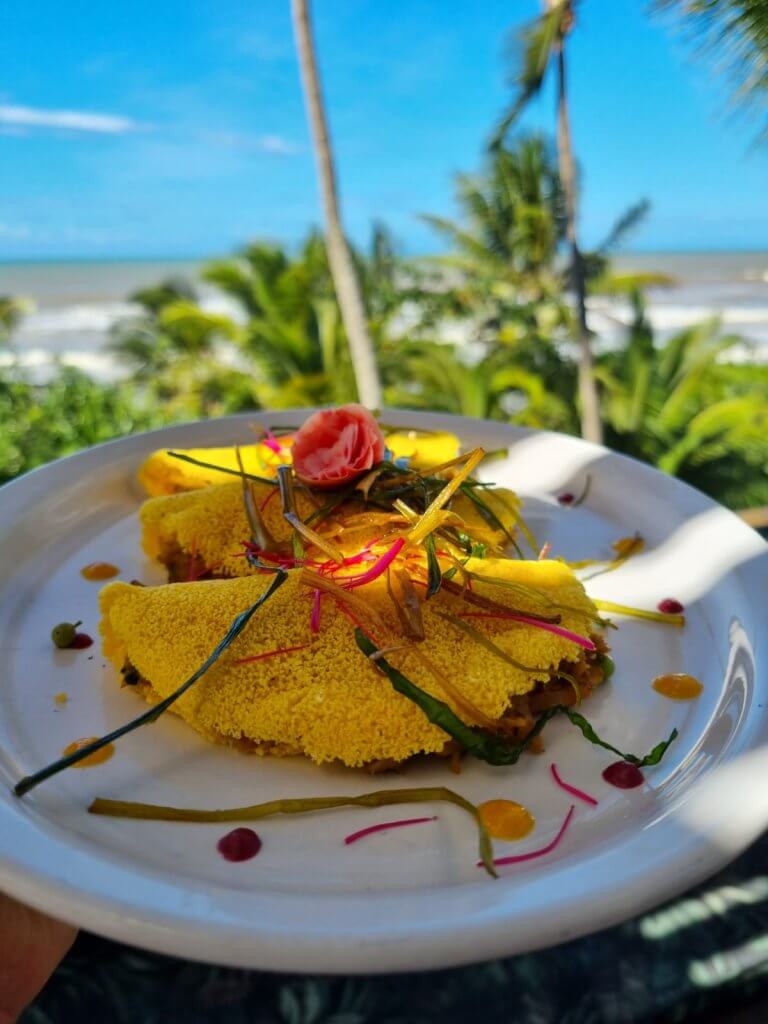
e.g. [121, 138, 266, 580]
[140, 479, 527, 582]
[99, 559, 603, 767]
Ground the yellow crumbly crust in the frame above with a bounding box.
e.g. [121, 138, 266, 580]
[99, 558, 597, 767]
[140, 480, 525, 578]
[137, 431, 461, 497]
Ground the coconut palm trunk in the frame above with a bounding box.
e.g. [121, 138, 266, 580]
[290, 0, 383, 409]
[550, 4, 603, 445]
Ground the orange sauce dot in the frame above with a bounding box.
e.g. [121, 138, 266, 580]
[62, 737, 115, 768]
[652, 673, 703, 701]
[81, 561, 120, 580]
[81, 562, 120, 581]
[478, 799, 535, 841]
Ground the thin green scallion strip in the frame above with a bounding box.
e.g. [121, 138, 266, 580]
[14, 572, 288, 798]
[437, 574, 561, 625]
[277, 466, 345, 564]
[167, 450, 278, 487]
[424, 535, 442, 598]
[593, 599, 685, 628]
[435, 611, 547, 674]
[464, 569, 602, 625]
[236, 446, 275, 551]
[458, 483, 524, 558]
[89, 786, 497, 879]
[356, 631, 678, 771]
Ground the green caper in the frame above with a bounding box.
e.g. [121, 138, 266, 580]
[598, 654, 615, 680]
[51, 621, 82, 649]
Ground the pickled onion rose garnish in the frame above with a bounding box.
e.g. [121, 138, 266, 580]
[291, 405, 386, 489]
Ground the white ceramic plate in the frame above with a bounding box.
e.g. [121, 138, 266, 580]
[0, 410, 766, 974]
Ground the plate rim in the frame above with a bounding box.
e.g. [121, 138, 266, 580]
[0, 408, 766, 973]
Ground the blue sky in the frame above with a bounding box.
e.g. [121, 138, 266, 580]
[0, 0, 765, 259]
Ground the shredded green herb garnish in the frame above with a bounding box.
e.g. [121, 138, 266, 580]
[436, 611, 547, 674]
[13, 571, 288, 798]
[89, 786, 497, 878]
[167, 450, 278, 487]
[236, 446, 275, 551]
[424, 535, 442, 598]
[458, 483, 524, 557]
[356, 630, 678, 771]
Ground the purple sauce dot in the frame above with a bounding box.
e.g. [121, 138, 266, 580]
[70, 633, 94, 649]
[217, 827, 262, 862]
[602, 761, 644, 789]
[657, 598, 684, 615]
[558, 493, 575, 506]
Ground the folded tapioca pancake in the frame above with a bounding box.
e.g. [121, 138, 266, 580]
[99, 559, 603, 767]
[138, 431, 461, 497]
[140, 480, 526, 581]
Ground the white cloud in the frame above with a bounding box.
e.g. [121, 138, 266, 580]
[0, 104, 140, 135]
[203, 130, 300, 155]
[257, 134, 300, 155]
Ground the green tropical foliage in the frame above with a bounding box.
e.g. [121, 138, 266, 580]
[0, 295, 30, 344]
[0, 366, 173, 485]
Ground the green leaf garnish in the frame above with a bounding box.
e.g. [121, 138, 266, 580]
[424, 534, 442, 598]
[14, 571, 288, 798]
[435, 611, 547, 674]
[458, 482, 524, 557]
[167, 450, 278, 487]
[561, 709, 678, 768]
[89, 785, 497, 878]
[355, 630, 678, 771]
[355, 629, 552, 766]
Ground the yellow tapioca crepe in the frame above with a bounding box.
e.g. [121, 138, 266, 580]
[137, 430, 461, 497]
[140, 479, 527, 581]
[99, 559, 601, 767]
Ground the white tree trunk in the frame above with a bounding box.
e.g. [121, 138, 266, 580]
[291, 0, 383, 409]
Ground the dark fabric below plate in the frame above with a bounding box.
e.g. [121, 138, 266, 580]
[22, 827, 768, 1024]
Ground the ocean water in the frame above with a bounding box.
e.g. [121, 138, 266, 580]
[2, 252, 768, 381]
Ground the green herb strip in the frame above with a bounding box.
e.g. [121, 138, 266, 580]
[355, 630, 677, 770]
[14, 572, 288, 798]
[90, 785, 497, 878]
[167, 450, 278, 487]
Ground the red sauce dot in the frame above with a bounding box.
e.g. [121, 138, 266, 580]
[558, 492, 575, 506]
[70, 633, 94, 649]
[217, 827, 262, 862]
[658, 598, 684, 614]
[603, 761, 644, 789]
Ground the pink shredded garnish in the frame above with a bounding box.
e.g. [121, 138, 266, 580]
[310, 590, 322, 633]
[550, 764, 598, 806]
[480, 805, 575, 868]
[344, 816, 437, 845]
[261, 428, 282, 454]
[317, 538, 380, 574]
[538, 542, 552, 560]
[259, 487, 279, 513]
[341, 537, 406, 589]
[459, 612, 595, 651]
[234, 643, 310, 665]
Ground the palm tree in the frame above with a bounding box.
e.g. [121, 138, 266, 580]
[290, 0, 382, 409]
[494, 1, 603, 444]
[656, 1, 768, 132]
